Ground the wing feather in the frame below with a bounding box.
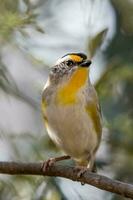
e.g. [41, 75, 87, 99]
[85, 86, 102, 141]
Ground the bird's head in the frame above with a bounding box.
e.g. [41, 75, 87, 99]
[49, 53, 91, 85]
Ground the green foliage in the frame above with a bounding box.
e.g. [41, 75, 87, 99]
[0, 0, 44, 42]
[0, 0, 133, 199]
[0, 12, 24, 39]
[112, 0, 133, 35]
[88, 28, 108, 57]
[0, 0, 18, 13]
[96, 62, 133, 151]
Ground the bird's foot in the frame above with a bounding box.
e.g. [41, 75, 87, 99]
[75, 165, 97, 185]
[74, 166, 89, 185]
[42, 155, 71, 173]
[42, 157, 55, 172]
[76, 166, 88, 178]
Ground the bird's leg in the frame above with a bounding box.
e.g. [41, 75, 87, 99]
[42, 155, 71, 172]
[92, 161, 97, 173]
[76, 154, 96, 179]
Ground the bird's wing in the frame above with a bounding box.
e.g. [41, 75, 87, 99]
[86, 86, 102, 141]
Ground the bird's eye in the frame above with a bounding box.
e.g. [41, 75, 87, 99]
[66, 60, 74, 67]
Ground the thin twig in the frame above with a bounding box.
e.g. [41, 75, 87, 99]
[0, 161, 132, 199]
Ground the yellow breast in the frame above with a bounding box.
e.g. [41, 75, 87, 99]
[56, 68, 88, 105]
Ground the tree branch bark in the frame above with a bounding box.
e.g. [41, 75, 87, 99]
[0, 161, 132, 199]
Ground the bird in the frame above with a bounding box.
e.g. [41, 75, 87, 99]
[41, 53, 102, 174]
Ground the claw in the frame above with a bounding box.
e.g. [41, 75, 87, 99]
[42, 155, 71, 173]
[77, 167, 88, 178]
[78, 168, 87, 185]
[42, 158, 55, 172]
[74, 166, 88, 185]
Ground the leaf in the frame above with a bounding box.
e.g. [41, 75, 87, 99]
[34, 24, 45, 33]
[88, 28, 108, 57]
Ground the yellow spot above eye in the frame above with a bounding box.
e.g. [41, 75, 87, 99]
[70, 55, 83, 62]
[57, 68, 88, 105]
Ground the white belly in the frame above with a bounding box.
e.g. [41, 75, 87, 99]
[45, 104, 98, 160]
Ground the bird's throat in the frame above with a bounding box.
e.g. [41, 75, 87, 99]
[57, 68, 88, 105]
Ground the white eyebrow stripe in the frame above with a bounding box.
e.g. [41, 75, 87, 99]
[55, 55, 71, 65]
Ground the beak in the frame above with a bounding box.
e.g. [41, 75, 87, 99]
[80, 60, 92, 68]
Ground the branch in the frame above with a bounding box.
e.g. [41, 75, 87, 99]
[0, 161, 133, 199]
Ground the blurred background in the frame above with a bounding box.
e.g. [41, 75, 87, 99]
[0, 0, 133, 199]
